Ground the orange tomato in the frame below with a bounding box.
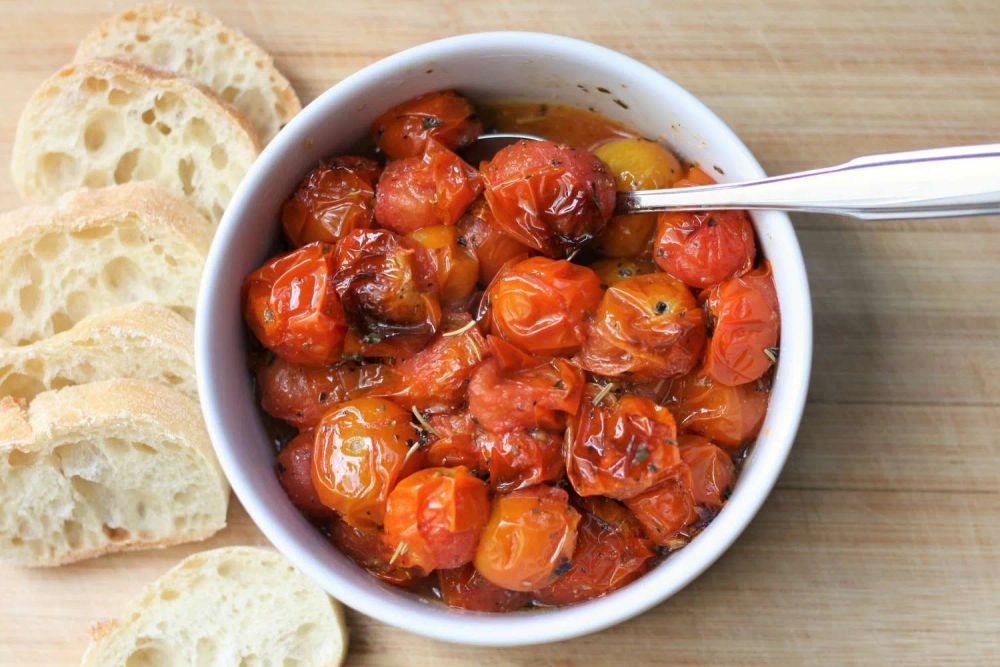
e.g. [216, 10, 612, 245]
[666, 370, 769, 448]
[281, 156, 380, 246]
[438, 564, 530, 612]
[409, 225, 480, 306]
[486, 256, 604, 357]
[372, 90, 482, 160]
[678, 434, 736, 508]
[242, 242, 348, 366]
[475, 485, 581, 591]
[589, 256, 656, 287]
[311, 398, 423, 528]
[383, 466, 491, 573]
[456, 199, 533, 286]
[702, 264, 780, 386]
[625, 467, 698, 546]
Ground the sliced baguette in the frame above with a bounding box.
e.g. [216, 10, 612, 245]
[0, 379, 228, 567]
[0, 183, 209, 346]
[0, 303, 195, 404]
[75, 2, 301, 143]
[81, 546, 348, 666]
[11, 58, 261, 225]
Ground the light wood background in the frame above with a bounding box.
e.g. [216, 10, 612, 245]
[1, 1, 998, 665]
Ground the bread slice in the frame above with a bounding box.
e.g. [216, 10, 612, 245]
[11, 58, 261, 225]
[0, 379, 228, 567]
[0, 303, 195, 404]
[81, 546, 348, 666]
[0, 183, 210, 346]
[75, 2, 301, 144]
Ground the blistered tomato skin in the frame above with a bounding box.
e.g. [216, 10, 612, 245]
[256, 358, 384, 428]
[329, 518, 424, 586]
[383, 466, 491, 573]
[456, 200, 533, 285]
[372, 90, 482, 160]
[375, 142, 483, 234]
[678, 434, 736, 508]
[589, 257, 657, 288]
[281, 156, 381, 247]
[481, 140, 616, 257]
[481, 428, 565, 493]
[332, 228, 441, 339]
[242, 242, 348, 366]
[275, 430, 336, 522]
[567, 388, 684, 500]
[579, 272, 707, 380]
[666, 371, 768, 448]
[409, 225, 480, 306]
[474, 485, 581, 592]
[625, 466, 698, 547]
[311, 397, 424, 528]
[438, 564, 530, 612]
[486, 256, 604, 357]
[534, 496, 654, 605]
[702, 265, 780, 386]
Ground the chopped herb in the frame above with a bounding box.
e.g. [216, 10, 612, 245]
[388, 540, 409, 566]
[361, 332, 383, 345]
[634, 445, 650, 464]
[706, 217, 718, 227]
[596, 86, 611, 94]
[654, 301, 668, 315]
[553, 558, 573, 577]
[456, 235, 467, 246]
[421, 117, 444, 130]
[592, 382, 616, 406]
[411, 406, 439, 436]
[764, 347, 779, 363]
[552, 379, 565, 389]
[442, 319, 478, 337]
[402, 439, 422, 467]
[550, 159, 562, 166]
[318, 391, 329, 403]
[612, 98, 629, 109]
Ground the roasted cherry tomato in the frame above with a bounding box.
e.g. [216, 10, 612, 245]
[666, 371, 768, 448]
[534, 496, 654, 605]
[625, 466, 697, 547]
[678, 434, 735, 508]
[567, 387, 684, 499]
[375, 142, 482, 234]
[256, 357, 384, 428]
[456, 199, 533, 285]
[329, 518, 424, 586]
[486, 256, 603, 357]
[481, 140, 615, 257]
[311, 397, 424, 528]
[281, 156, 381, 246]
[474, 485, 581, 591]
[702, 264, 780, 386]
[426, 411, 485, 471]
[243, 242, 348, 366]
[589, 257, 656, 287]
[383, 466, 491, 573]
[370, 316, 486, 411]
[481, 428, 565, 493]
[579, 273, 706, 380]
[372, 90, 482, 160]
[276, 430, 336, 522]
[332, 228, 441, 339]
[593, 139, 682, 258]
[468, 353, 584, 433]
[438, 564, 530, 612]
[409, 225, 480, 306]
[654, 169, 755, 288]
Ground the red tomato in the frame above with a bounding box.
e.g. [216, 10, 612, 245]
[678, 434, 736, 508]
[256, 357, 384, 428]
[589, 257, 656, 288]
[329, 518, 424, 586]
[409, 225, 480, 306]
[369, 316, 486, 411]
[468, 355, 584, 433]
[475, 485, 581, 591]
[534, 496, 654, 605]
[456, 199, 533, 285]
[438, 564, 530, 612]
[243, 242, 348, 366]
[372, 90, 482, 160]
[275, 430, 336, 522]
[281, 156, 381, 246]
[625, 467, 697, 547]
[426, 411, 486, 471]
[375, 142, 482, 234]
[486, 256, 603, 357]
[666, 371, 769, 448]
[311, 398, 424, 528]
[481, 428, 565, 493]
[480, 140, 616, 257]
[579, 273, 706, 380]
[332, 228, 441, 339]
[566, 387, 684, 499]
[702, 264, 780, 386]
[383, 466, 491, 573]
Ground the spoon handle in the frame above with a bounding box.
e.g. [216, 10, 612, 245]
[616, 143, 1000, 219]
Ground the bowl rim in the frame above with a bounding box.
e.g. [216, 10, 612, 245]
[197, 30, 813, 646]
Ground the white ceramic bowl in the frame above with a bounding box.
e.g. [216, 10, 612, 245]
[196, 31, 812, 646]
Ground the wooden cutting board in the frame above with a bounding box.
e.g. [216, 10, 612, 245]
[1, 1, 998, 665]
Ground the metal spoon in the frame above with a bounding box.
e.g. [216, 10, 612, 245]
[466, 133, 1000, 220]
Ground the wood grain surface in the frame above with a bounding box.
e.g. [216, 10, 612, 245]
[1, 1, 998, 665]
